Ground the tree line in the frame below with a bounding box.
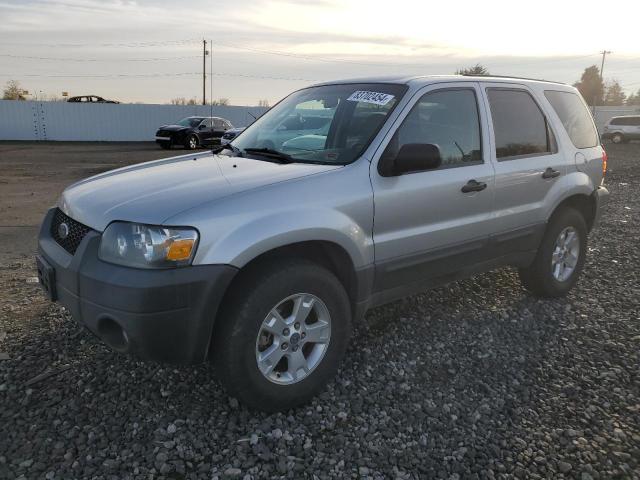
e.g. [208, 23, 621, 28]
[456, 64, 640, 106]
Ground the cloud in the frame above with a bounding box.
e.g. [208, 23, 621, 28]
[0, 0, 638, 104]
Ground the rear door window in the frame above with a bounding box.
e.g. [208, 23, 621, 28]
[486, 88, 555, 160]
[609, 117, 640, 126]
[544, 90, 598, 148]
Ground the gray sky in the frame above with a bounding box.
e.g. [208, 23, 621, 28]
[1, 0, 639, 105]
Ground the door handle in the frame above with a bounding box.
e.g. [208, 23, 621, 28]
[461, 179, 487, 193]
[542, 167, 561, 179]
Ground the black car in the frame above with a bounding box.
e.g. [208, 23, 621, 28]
[67, 95, 119, 104]
[155, 116, 233, 150]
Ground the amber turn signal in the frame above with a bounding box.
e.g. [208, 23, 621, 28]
[166, 238, 196, 261]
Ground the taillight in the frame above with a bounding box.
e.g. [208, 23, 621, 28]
[601, 147, 608, 178]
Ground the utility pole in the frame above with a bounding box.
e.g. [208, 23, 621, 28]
[599, 50, 612, 82]
[202, 39, 208, 105]
[592, 50, 612, 114]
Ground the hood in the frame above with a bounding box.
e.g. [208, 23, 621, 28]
[59, 152, 341, 231]
[158, 125, 190, 132]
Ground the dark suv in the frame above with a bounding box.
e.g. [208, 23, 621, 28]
[155, 116, 233, 150]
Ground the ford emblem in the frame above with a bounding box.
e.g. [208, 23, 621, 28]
[58, 222, 70, 239]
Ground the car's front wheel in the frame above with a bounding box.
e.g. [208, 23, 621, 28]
[611, 133, 624, 144]
[212, 259, 352, 412]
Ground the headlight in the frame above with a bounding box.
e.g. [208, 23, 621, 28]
[99, 222, 198, 268]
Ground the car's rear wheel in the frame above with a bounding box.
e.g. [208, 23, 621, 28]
[212, 259, 352, 412]
[185, 134, 198, 150]
[518, 208, 587, 297]
[611, 133, 624, 144]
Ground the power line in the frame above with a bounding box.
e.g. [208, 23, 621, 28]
[3, 38, 627, 73]
[0, 71, 318, 81]
[599, 65, 640, 74]
[211, 40, 430, 68]
[0, 53, 200, 62]
[0, 39, 199, 48]
[499, 53, 599, 68]
[0, 72, 200, 78]
[210, 42, 612, 71]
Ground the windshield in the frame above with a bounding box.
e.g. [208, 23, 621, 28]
[231, 83, 407, 164]
[176, 117, 204, 127]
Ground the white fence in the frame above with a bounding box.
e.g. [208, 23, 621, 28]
[0, 101, 268, 141]
[1, 100, 638, 142]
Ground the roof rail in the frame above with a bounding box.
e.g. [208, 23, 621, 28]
[460, 74, 567, 86]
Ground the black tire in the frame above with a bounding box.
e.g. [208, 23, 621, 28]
[212, 259, 352, 412]
[518, 208, 587, 297]
[159, 142, 171, 150]
[611, 133, 624, 144]
[184, 134, 198, 150]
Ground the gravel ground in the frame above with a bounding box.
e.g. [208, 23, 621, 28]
[1, 144, 639, 480]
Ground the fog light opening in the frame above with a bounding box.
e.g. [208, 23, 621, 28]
[97, 316, 129, 352]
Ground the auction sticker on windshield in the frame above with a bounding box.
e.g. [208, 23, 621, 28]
[347, 91, 395, 106]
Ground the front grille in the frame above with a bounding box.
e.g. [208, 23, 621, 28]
[51, 208, 92, 255]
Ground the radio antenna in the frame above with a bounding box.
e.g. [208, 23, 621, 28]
[210, 38, 214, 155]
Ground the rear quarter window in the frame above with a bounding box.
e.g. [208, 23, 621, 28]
[544, 90, 598, 149]
[611, 116, 640, 126]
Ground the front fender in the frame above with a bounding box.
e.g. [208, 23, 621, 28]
[167, 158, 375, 270]
[196, 207, 372, 269]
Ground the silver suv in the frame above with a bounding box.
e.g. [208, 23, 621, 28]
[37, 76, 609, 411]
[602, 115, 640, 144]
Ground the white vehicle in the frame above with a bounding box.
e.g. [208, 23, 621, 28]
[602, 115, 640, 144]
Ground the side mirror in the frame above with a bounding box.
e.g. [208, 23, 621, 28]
[198, 124, 207, 130]
[393, 143, 442, 175]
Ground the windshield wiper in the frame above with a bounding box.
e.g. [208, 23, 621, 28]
[243, 147, 294, 164]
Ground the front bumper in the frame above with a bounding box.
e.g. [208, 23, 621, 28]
[37, 208, 237, 364]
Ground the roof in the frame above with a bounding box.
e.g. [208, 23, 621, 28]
[311, 74, 568, 88]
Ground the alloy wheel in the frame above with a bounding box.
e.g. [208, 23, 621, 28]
[551, 226, 580, 282]
[255, 293, 331, 385]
